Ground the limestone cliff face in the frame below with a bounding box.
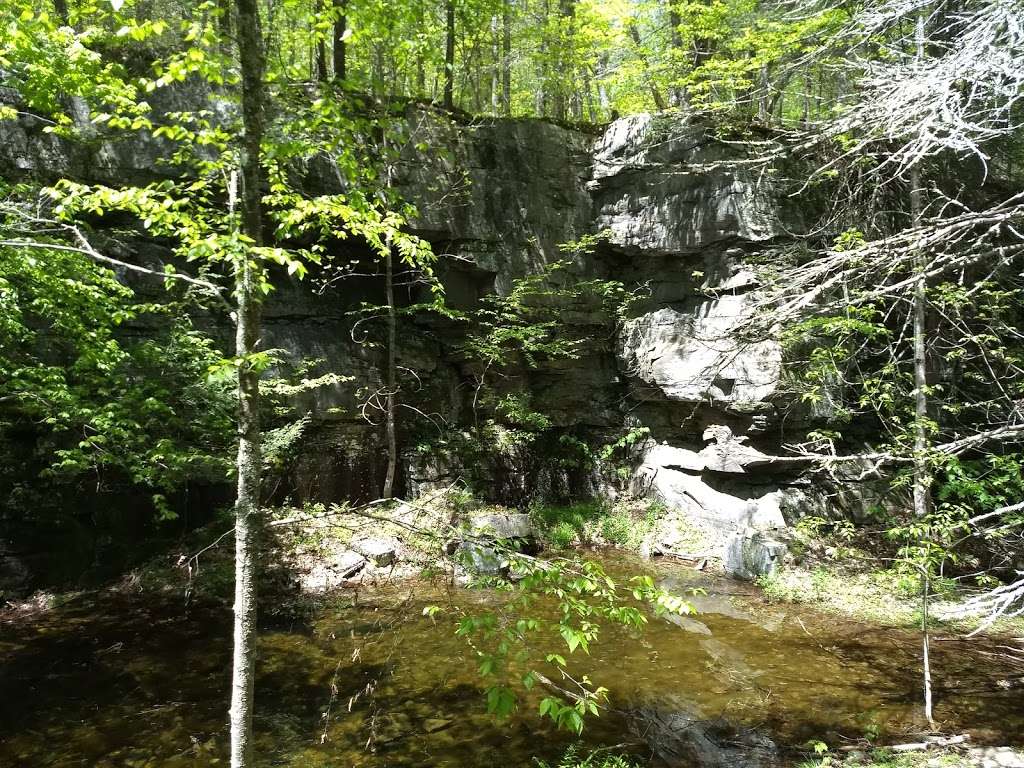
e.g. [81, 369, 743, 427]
[0, 97, 827, 546]
[390, 112, 809, 543]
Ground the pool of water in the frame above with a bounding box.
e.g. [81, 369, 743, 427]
[2, 554, 1021, 767]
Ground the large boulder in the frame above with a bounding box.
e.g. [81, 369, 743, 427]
[723, 528, 788, 580]
[468, 512, 534, 539]
[457, 512, 536, 576]
[634, 443, 788, 531]
[637, 462, 788, 532]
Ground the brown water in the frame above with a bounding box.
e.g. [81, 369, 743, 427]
[2, 555, 1022, 767]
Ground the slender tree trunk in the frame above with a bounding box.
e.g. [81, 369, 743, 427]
[667, 1, 686, 108]
[758, 62, 770, 123]
[627, 22, 667, 111]
[53, 0, 70, 25]
[535, 0, 549, 115]
[314, 0, 328, 81]
[490, 14, 500, 113]
[583, 65, 596, 122]
[552, 0, 574, 121]
[597, 53, 610, 115]
[910, 11, 935, 728]
[231, 0, 266, 765]
[383, 247, 397, 498]
[444, 0, 455, 109]
[372, 42, 385, 97]
[215, 0, 233, 55]
[912, 159, 934, 726]
[502, 0, 512, 114]
[332, 0, 346, 82]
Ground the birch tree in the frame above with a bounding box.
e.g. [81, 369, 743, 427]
[750, 0, 1024, 720]
[230, 0, 267, 763]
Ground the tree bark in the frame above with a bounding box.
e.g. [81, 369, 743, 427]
[444, 0, 455, 109]
[627, 22, 667, 111]
[911, 159, 934, 726]
[552, 0, 575, 121]
[383, 247, 397, 498]
[667, 1, 686, 108]
[315, 0, 328, 82]
[231, 0, 266, 765]
[535, 0, 549, 115]
[332, 0, 346, 82]
[502, 0, 512, 114]
[910, 11, 935, 728]
[490, 13, 500, 113]
[53, 0, 70, 25]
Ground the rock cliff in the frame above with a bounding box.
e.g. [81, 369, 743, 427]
[1, 98, 832, 573]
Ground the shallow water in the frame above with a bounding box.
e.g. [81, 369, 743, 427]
[2, 555, 1022, 767]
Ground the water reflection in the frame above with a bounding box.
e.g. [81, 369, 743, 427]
[1, 555, 1021, 767]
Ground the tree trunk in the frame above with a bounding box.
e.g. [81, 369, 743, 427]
[383, 247, 397, 499]
[552, 0, 575, 121]
[597, 53, 610, 115]
[910, 12, 935, 728]
[758, 62, 770, 123]
[444, 0, 455, 109]
[667, 1, 686, 108]
[535, 0, 548, 115]
[490, 14, 500, 113]
[332, 0, 346, 82]
[315, 0, 328, 82]
[627, 22, 667, 111]
[502, 0, 512, 114]
[231, 0, 266, 765]
[911, 159, 934, 726]
[53, 0, 70, 25]
[583, 65, 596, 122]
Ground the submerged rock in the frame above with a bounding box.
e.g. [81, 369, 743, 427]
[666, 614, 713, 635]
[630, 701, 779, 768]
[969, 746, 1024, 768]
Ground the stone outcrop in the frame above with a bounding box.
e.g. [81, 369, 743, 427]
[591, 114, 782, 253]
[618, 299, 782, 407]
[723, 529, 789, 580]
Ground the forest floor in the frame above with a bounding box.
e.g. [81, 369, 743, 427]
[813, 744, 1024, 768]
[755, 538, 1024, 636]
[6, 495, 1023, 643]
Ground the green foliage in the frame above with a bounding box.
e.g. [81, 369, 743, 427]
[496, 393, 553, 432]
[449, 259, 643, 505]
[533, 743, 641, 768]
[0, 1, 159, 133]
[462, 261, 592, 374]
[0, 236, 233, 517]
[530, 502, 604, 549]
[450, 553, 692, 732]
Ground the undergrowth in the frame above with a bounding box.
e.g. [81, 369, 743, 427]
[529, 500, 661, 551]
[533, 744, 642, 768]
